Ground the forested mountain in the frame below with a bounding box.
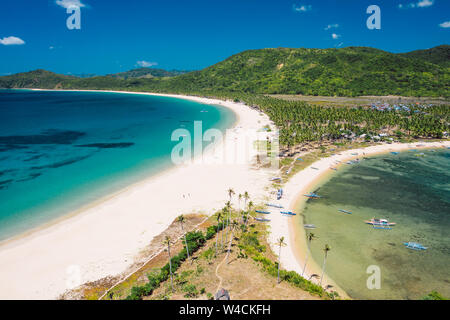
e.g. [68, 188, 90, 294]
[106, 67, 189, 79]
[0, 46, 448, 97]
[399, 45, 450, 68]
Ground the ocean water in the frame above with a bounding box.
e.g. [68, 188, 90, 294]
[0, 90, 235, 241]
[299, 149, 450, 299]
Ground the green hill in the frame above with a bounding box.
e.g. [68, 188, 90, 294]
[399, 45, 450, 68]
[106, 67, 188, 80]
[0, 46, 448, 97]
[163, 46, 449, 96]
[0, 69, 76, 89]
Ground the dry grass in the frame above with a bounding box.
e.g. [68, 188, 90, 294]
[270, 94, 449, 107]
[145, 216, 318, 300]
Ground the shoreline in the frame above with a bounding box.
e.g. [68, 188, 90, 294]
[0, 89, 276, 299]
[0, 89, 238, 248]
[269, 140, 450, 299]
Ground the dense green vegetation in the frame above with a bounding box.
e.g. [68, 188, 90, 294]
[166, 46, 449, 97]
[400, 45, 450, 68]
[228, 94, 449, 147]
[422, 291, 447, 300]
[1, 45, 448, 97]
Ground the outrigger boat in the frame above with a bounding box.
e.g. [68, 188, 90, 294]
[365, 218, 395, 229]
[255, 210, 271, 214]
[266, 203, 283, 209]
[338, 209, 352, 214]
[280, 211, 297, 216]
[365, 218, 395, 226]
[277, 188, 283, 200]
[304, 193, 321, 199]
[403, 242, 428, 251]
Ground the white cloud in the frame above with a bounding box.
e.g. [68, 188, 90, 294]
[417, 0, 434, 7]
[332, 33, 341, 40]
[293, 4, 312, 13]
[439, 21, 450, 28]
[325, 24, 339, 30]
[55, 0, 86, 9]
[398, 0, 434, 9]
[0, 36, 25, 45]
[136, 61, 158, 68]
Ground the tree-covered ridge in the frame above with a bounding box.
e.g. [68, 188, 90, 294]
[106, 67, 189, 80]
[166, 46, 449, 97]
[0, 45, 448, 97]
[400, 45, 450, 68]
[0, 69, 77, 89]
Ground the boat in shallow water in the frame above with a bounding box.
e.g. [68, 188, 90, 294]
[365, 218, 395, 226]
[304, 224, 316, 229]
[304, 193, 321, 199]
[403, 242, 428, 250]
[338, 209, 352, 214]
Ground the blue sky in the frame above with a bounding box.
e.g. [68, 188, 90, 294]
[0, 0, 448, 75]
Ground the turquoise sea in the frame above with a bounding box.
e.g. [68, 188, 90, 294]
[0, 90, 235, 241]
[299, 149, 450, 300]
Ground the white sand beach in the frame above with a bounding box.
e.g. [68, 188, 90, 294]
[0, 90, 448, 300]
[0, 92, 277, 300]
[267, 140, 450, 298]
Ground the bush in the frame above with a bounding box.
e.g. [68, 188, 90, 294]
[422, 291, 447, 300]
[183, 284, 199, 298]
[206, 225, 218, 239]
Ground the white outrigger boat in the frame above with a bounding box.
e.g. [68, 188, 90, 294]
[365, 218, 396, 229]
[403, 242, 428, 251]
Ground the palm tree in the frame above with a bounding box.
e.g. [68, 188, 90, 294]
[302, 232, 317, 277]
[224, 201, 232, 246]
[163, 236, 174, 292]
[276, 237, 286, 284]
[226, 220, 239, 264]
[215, 211, 222, 256]
[238, 193, 242, 215]
[221, 208, 227, 249]
[227, 188, 235, 204]
[320, 244, 331, 287]
[245, 201, 254, 227]
[177, 215, 190, 263]
[243, 191, 249, 211]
